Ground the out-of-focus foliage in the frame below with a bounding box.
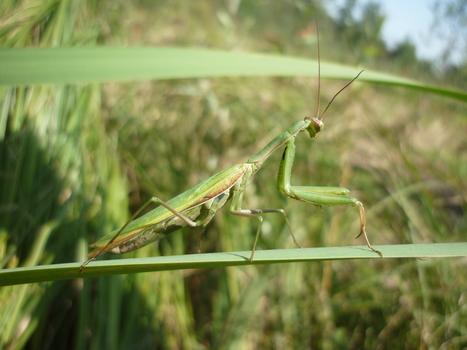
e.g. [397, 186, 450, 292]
[433, 0, 467, 90]
[1, 0, 466, 349]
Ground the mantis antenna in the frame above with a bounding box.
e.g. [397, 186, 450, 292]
[311, 4, 364, 121]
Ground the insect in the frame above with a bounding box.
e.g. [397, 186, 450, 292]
[79, 14, 382, 273]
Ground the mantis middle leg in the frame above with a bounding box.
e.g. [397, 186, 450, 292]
[229, 178, 301, 262]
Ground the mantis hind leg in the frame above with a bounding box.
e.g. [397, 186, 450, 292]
[79, 196, 198, 273]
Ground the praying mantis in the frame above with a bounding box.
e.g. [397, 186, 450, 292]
[79, 16, 382, 274]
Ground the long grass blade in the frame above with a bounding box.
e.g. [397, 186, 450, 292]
[1, 47, 466, 102]
[1, 243, 466, 286]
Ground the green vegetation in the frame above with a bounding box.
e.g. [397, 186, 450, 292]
[1, 0, 466, 349]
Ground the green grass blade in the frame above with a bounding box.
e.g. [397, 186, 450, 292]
[1, 243, 466, 286]
[1, 47, 466, 102]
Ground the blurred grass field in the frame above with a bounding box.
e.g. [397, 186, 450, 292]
[1, 0, 467, 349]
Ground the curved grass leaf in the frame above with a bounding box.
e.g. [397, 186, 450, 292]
[1, 47, 466, 102]
[1, 243, 466, 286]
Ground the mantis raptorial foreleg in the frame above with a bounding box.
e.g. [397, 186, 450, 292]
[277, 137, 383, 256]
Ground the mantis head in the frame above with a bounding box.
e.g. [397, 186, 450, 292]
[304, 116, 323, 139]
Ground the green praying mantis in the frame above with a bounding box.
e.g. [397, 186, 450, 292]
[79, 19, 382, 274]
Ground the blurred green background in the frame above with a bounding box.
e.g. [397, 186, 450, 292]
[1, 0, 467, 349]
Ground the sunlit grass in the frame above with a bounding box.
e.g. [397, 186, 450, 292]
[1, 1, 466, 349]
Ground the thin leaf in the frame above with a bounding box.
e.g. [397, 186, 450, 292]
[1, 47, 466, 102]
[1, 243, 466, 286]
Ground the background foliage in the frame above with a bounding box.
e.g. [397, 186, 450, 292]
[1, 0, 467, 349]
